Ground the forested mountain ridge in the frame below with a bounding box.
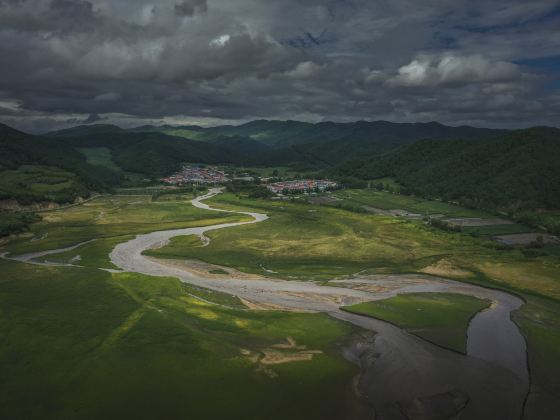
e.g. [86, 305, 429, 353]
[341, 127, 560, 210]
[62, 119, 503, 149]
[197, 119, 505, 149]
[4, 121, 560, 213]
[52, 131, 288, 176]
[0, 123, 121, 204]
[45, 119, 507, 170]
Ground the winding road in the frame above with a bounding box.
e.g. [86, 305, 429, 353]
[7, 188, 530, 419]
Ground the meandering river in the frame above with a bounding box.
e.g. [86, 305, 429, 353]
[6, 188, 530, 419]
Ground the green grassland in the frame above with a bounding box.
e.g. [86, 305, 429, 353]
[2, 187, 560, 418]
[147, 193, 560, 299]
[343, 293, 490, 353]
[144, 191, 560, 417]
[2, 194, 252, 267]
[0, 259, 360, 420]
[39, 235, 136, 268]
[148, 192, 478, 279]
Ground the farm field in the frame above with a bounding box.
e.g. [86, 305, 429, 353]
[343, 293, 491, 353]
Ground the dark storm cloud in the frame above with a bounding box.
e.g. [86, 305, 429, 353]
[1, 0, 559, 132]
[174, 0, 207, 17]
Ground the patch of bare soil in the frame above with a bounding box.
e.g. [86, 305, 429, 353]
[148, 257, 265, 280]
[271, 336, 304, 349]
[239, 298, 297, 312]
[240, 337, 323, 378]
[388, 209, 423, 219]
[261, 349, 322, 365]
[334, 274, 443, 295]
[281, 291, 346, 305]
[421, 259, 473, 279]
[444, 217, 513, 227]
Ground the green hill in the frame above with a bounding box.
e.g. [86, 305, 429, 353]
[52, 131, 281, 177]
[0, 124, 121, 205]
[343, 127, 560, 210]
[46, 124, 124, 137]
[142, 120, 504, 150]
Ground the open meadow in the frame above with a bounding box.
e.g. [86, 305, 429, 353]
[0, 259, 361, 420]
[1, 187, 560, 419]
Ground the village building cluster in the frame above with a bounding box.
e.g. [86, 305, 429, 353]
[162, 166, 228, 185]
[266, 179, 338, 194]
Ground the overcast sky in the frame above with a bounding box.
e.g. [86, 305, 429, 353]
[1, 0, 560, 132]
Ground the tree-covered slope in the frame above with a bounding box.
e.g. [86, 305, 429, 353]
[0, 124, 121, 204]
[45, 120, 505, 170]
[47, 124, 124, 138]
[345, 127, 560, 209]
[53, 131, 281, 177]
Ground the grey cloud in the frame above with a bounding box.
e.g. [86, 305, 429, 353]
[388, 54, 523, 87]
[94, 92, 121, 101]
[0, 0, 559, 132]
[82, 112, 103, 123]
[174, 0, 207, 17]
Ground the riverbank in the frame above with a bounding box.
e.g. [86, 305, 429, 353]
[110, 188, 529, 419]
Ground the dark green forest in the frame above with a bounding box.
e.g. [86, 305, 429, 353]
[338, 127, 560, 210]
[0, 124, 121, 204]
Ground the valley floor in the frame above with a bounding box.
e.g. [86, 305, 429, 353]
[0, 187, 559, 419]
